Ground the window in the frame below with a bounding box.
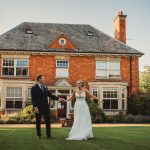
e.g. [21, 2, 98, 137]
[96, 61, 107, 78]
[2, 59, 28, 76]
[56, 60, 69, 77]
[92, 88, 98, 97]
[6, 87, 23, 109]
[103, 88, 118, 110]
[109, 61, 120, 78]
[27, 88, 31, 99]
[59, 38, 66, 46]
[121, 88, 126, 110]
[96, 61, 120, 78]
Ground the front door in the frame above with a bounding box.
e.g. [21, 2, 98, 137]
[57, 90, 70, 118]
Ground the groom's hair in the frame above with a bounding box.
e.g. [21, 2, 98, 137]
[37, 75, 44, 81]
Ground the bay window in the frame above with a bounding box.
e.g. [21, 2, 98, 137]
[92, 88, 98, 97]
[103, 88, 118, 110]
[6, 87, 23, 109]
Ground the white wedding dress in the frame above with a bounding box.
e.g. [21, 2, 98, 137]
[66, 91, 93, 140]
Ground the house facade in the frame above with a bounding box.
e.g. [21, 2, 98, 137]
[0, 11, 143, 118]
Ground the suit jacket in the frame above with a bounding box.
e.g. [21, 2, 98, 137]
[31, 84, 59, 112]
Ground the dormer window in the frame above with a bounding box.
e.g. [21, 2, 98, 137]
[85, 30, 93, 36]
[26, 29, 33, 34]
[59, 38, 66, 46]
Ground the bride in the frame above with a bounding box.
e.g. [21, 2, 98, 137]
[65, 80, 102, 140]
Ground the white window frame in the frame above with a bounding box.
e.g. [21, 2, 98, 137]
[27, 87, 31, 99]
[96, 61, 120, 79]
[2, 58, 29, 77]
[121, 88, 126, 110]
[6, 87, 23, 110]
[92, 88, 98, 97]
[56, 60, 69, 78]
[102, 88, 119, 110]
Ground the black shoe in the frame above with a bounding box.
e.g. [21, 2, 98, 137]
[37, 136, 42, 140]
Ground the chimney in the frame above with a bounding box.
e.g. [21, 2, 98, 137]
[114, 11, 127, 44]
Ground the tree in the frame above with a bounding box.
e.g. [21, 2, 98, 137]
[140, 65, 150, 94]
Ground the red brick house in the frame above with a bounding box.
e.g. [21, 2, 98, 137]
[0, 12, 143, 118]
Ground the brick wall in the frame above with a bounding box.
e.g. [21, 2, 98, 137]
[121, 56, 140, 94]
[68, 56, 95, 85]
[0, 54, 140, 94]
[29, 55, 56, 85]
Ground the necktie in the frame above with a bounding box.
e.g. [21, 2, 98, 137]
[41, 85, 44, 91]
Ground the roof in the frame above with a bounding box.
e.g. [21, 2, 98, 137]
[0, 22, 144, 55]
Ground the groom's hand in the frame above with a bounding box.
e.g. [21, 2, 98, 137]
[34, 107, 39, 114]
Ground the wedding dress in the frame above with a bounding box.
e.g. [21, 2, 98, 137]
[66, 91, 93, 140]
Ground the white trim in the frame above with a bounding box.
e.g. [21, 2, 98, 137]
[0, 51, 142, 57]
[1, 54, 30, 59]
[89, 81, 128, 86]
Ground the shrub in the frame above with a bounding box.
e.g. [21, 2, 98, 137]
[123, 114, 135, 123]
[86, 98, 106, 123]
[128, 94, 150, 115]
[20, 105, 35, 123]
[0, 113, 21, 124]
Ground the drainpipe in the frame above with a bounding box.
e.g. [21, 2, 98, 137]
[129, 54, 133, 97]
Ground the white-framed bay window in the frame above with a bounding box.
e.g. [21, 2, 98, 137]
[89, 82, 128, 115]
[92, 88, 98, 97]
[6, 87, 23, 109]
[103, 88, 118, 110]
[27, 87, 31, 99]
[2, 58, 29, 76]
[56, 60, 69, 78]
[121, 88, 126, 110]
[96, 61, 120, 78]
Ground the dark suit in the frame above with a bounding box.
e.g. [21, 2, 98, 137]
[31, 84, 59, 137]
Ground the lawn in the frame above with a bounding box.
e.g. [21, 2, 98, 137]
[0, 127, 150, 150]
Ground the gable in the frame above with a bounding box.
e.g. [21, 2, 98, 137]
[55, 79, 72, 87]
[48, 34, 76, 50]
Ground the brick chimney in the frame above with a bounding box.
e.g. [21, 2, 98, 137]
[114, 11, 127, 44]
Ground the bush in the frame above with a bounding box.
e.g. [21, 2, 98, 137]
[86, 98, 106, 123]
[105, 114, 150, 123]
[124, 114, 135, 123]
[0, 113, 21, 124]
[128, 94, 150, 115]
[20, 105, 35, 123]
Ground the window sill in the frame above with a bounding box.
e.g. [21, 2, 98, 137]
[6, 109, 22, 111]
[95, 77, 121, 80]
[55, 77, 70, 79]
[0, 75, 30, 79]
[103, 109, 127, 112]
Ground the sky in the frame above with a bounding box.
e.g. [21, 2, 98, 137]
[0, 0, 149, 71]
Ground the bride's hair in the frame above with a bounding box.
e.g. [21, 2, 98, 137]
[77, 80, 85, 87]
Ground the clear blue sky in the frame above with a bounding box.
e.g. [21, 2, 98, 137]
[0, 0, 149, 71]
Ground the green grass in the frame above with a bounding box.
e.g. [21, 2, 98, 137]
[0, 127, 150, 150]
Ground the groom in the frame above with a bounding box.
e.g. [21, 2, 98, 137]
[31, 75, 64, 139]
